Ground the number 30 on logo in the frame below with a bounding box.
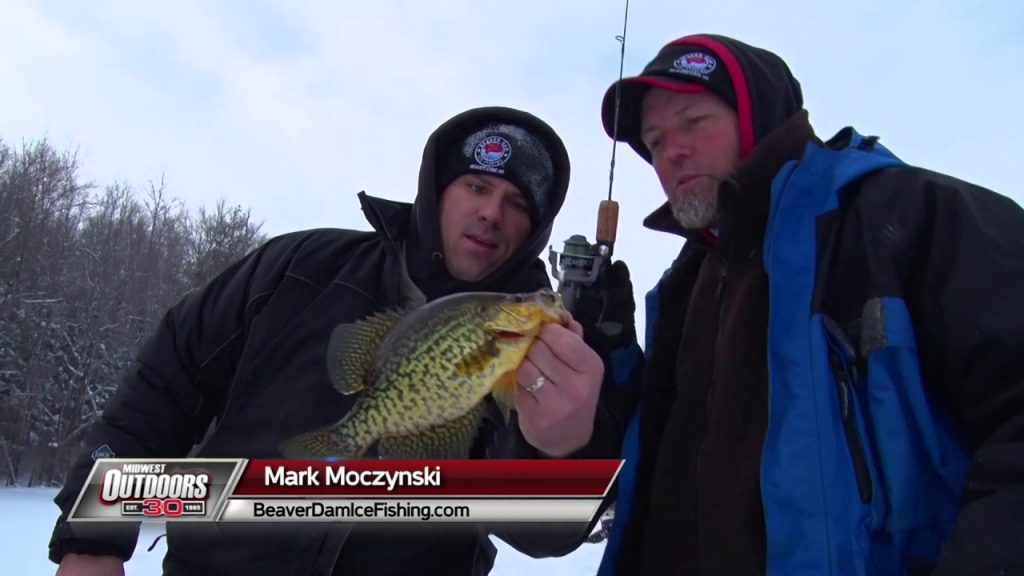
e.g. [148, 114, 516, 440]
[142, 498, 184, 517]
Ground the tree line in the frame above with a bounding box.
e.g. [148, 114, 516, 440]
[0, 138, 266, 486]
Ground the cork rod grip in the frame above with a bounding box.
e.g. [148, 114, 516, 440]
[596, 200, 619, 246]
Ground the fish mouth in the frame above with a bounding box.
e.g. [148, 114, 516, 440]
[484, 291, 567, 336]
[525, 290, 567, 323]
[485, 309, 547, 338]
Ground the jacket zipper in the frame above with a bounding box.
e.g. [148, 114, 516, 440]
[694, 259, 729, 562]
[828, 349, 873, 504]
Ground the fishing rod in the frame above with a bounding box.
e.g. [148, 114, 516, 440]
[549, 0, 629, 312]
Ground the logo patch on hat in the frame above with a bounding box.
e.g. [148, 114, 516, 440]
[672, 52, 717, 78]
[473, 135, 512, 168]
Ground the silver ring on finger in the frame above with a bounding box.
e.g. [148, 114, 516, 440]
[525, 376, 546, 393]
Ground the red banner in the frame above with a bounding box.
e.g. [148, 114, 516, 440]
[231, 459, 622, 497]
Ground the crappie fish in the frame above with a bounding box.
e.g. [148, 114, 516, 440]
[280, 289, 568, 459]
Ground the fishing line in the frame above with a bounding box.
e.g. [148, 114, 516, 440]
[607, 0, 630, 203]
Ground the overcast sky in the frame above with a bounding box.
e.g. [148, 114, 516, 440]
[2, 0, 1022, 342]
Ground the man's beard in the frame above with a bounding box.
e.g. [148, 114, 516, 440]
[669, 180, 719, 230]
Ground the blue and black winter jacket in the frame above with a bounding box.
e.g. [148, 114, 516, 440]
[596, 32, 1024, 576]
[598, 123, 1024, 575]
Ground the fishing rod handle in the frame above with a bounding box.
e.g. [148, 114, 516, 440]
[596, 200, 619, 247]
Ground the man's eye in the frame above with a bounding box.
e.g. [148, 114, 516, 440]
[468, 183, 485, 193]
[687, 115, 708, 127]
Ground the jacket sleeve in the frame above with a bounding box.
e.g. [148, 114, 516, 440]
[870, 169, 1024, 575]
[47, 232, 302, 564]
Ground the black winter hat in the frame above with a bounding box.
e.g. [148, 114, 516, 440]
[437, 122, 555, 223]
[602, 33, 803, 163]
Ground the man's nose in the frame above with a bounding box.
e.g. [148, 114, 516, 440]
[477, 193, 504, 224]
[661, 132, 694, 165]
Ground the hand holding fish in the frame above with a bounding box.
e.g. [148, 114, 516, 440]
[514, 315, 605, 457]
[280, 290, 574, 460]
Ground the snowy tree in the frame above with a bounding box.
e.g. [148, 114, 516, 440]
[0, 138, 266, 486]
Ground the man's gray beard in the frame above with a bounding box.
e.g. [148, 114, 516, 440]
[670, 189, 718, 230]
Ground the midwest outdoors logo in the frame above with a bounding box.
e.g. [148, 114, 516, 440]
[473, 136, 512, 168]
[672, 52, 717, 77]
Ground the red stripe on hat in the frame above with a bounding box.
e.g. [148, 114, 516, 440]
[668, 35, 755, 159]
[623, 77, 708, 95]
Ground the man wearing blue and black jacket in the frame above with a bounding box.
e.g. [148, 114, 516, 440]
[596, 33, 1024, 576]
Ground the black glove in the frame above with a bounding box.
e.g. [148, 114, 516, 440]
[563, 260, 642, 461]
[569, 259, 637, 358]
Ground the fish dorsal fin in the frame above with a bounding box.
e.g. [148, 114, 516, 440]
[326, 308, 405, 395]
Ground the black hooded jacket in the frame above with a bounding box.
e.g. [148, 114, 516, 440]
[47, 107, 595, 575]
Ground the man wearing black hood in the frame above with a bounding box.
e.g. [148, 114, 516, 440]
[48, 106, 636, 575]
[595, 34, 1024, 575]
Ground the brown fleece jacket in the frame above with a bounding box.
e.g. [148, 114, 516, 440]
[636, 111, 816, 576]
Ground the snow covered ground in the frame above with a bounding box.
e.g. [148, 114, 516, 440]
[3, 487, 605, 575]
